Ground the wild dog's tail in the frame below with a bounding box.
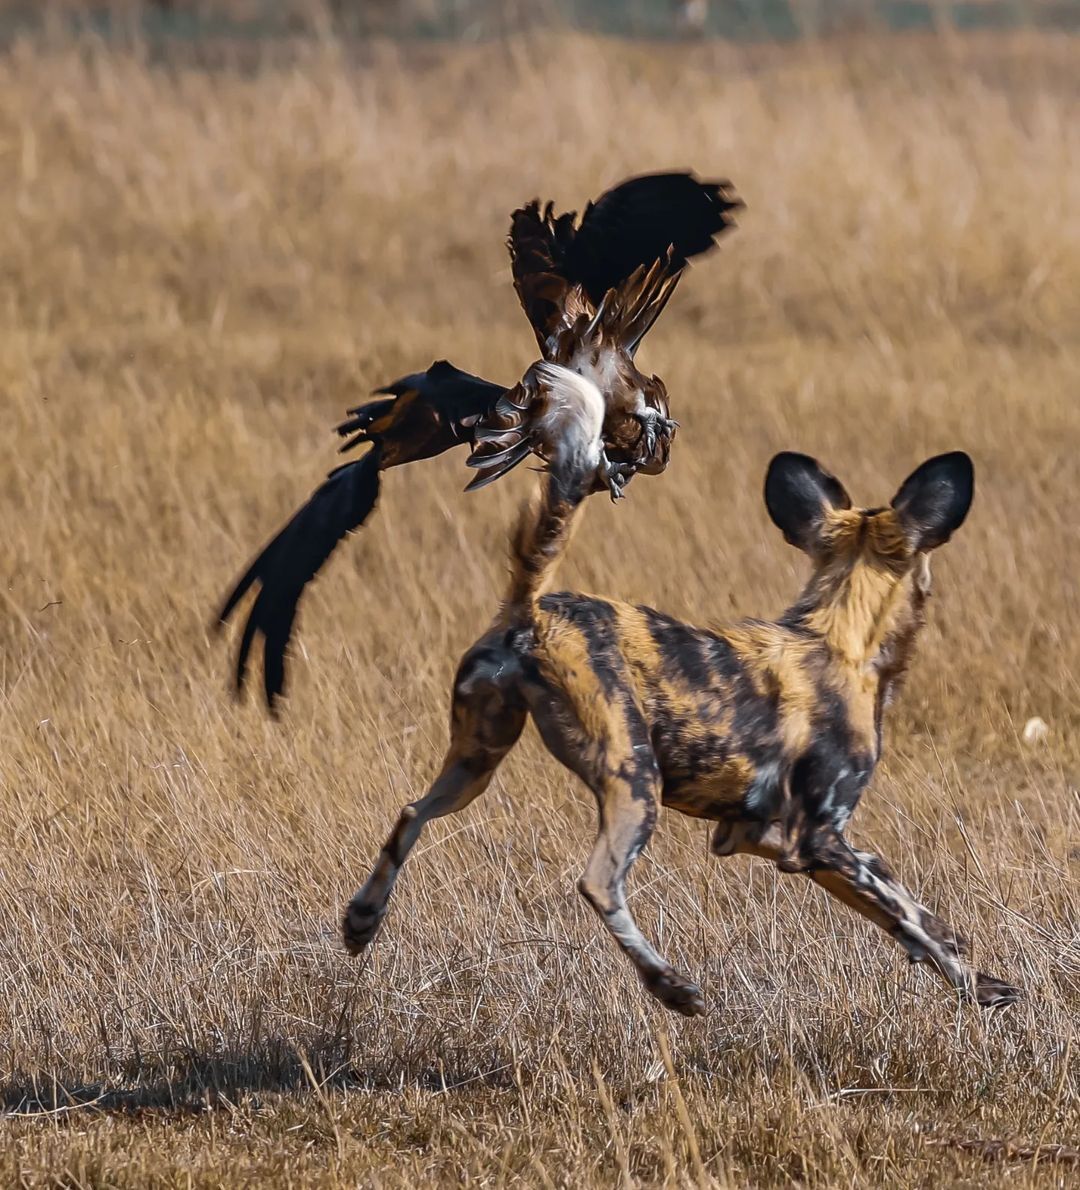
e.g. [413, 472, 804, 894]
[504, 362, 604, 618]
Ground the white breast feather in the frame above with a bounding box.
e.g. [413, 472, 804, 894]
[530, 361, 604, 478]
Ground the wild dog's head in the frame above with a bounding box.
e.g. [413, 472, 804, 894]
[765, 451, 974, 671]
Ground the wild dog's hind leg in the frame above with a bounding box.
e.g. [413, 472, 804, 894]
[342, 643, 526, 955]
[578, 765, 705, 1017]
[526, 615, 703, 1015]
[725, 823, 1020, 1007]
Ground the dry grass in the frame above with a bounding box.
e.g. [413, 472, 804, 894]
[0, 27, 1078, 1188]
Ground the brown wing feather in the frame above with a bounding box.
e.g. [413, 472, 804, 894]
[508, 173, 742, 357]
[507, 201, 588, 357]
[473, 254, 682, 493]
[591, 254, 682, 356]
[465, 372, 541, 490]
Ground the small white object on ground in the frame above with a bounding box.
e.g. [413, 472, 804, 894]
[1022, 716, 1050, 744]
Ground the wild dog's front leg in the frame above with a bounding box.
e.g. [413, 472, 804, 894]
[815, 835, 1021, 1008]
[728, 823, 1021, 1008]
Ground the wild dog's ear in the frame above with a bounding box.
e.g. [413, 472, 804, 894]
[764, 452, 852, 552]
[891, 452, 974, 551]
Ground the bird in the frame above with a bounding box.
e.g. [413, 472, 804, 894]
[218, 171, 743, 709]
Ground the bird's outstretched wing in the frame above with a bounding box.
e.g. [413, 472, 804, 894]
[509, 171, 742, 356]
[337, 359, 506, 467]
[218, 450, 381, 710]
[218, 361, 506, 708]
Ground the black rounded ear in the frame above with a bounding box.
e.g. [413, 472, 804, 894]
[890, 452, 974, 551]
[764, 452, 852, 552]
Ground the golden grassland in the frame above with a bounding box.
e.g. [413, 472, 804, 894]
[0, 28, 1078, 1187]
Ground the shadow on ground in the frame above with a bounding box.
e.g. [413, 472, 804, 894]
[0, 1038, 516, 1119]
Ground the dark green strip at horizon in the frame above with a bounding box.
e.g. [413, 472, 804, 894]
[0, 0, 1077, 45]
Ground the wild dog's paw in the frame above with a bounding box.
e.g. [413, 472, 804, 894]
[974, 971, 1022, 1008]
[643, 968, 706, 1017]
[342, 898, 387, 955]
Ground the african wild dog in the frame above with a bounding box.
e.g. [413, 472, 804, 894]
[342, 371, 1020, 1015]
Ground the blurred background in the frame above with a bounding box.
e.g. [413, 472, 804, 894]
[2, 0, 1080, 44]
[0, 1, 1077, 1185]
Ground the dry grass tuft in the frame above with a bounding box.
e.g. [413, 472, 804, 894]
[0, 28, 1077, 1187]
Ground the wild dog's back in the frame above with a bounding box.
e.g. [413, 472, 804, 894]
[531, 593, 841, 825]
